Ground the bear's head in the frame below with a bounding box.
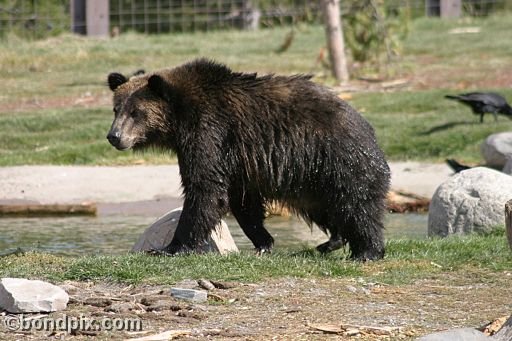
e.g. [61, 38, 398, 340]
[106, 71, 178, 151]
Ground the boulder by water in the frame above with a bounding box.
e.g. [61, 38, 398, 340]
[132, 207, 239, 254]
[0, 278, 69, 313]
[428, 167, 512, 237]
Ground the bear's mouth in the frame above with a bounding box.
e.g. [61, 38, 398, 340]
[115, 145, 131, 151]
[107, 135, 136, 151]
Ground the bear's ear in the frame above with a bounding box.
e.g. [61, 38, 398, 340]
[108, 72, 128, 91]
[147, 74, 173, 102]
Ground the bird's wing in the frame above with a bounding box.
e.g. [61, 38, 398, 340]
[459, 92, 506, 106]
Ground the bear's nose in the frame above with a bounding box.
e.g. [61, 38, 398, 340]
[107, 131, 121, 146]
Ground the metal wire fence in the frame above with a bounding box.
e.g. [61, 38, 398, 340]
[0, 0, 510, 38]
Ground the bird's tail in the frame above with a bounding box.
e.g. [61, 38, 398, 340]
[444, 95, 460, 100]
[502, 104, 512, 118]
[445, 159, 471, 173]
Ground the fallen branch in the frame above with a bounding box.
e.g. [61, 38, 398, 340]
[0, 202, 96, 217]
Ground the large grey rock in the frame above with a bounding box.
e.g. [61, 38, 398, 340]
[481, 132, 512, 168]
[417, 328, 489, 341]
[132, 207, 238, 254]
[428, 167, 512, 237]
[0, 278, 69, 313]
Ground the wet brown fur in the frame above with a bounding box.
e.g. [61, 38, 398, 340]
[107, 59, 390, 260]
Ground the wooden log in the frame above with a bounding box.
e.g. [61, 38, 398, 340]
[386, 191, 430, 213]
[506, 199, 512, 250]
[494, 315, 512, 341]
[0, 203, 96, 217]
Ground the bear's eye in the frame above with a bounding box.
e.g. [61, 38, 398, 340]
[130, 110, 141, 118]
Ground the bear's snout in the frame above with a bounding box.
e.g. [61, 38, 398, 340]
[106, 130, 122, 148]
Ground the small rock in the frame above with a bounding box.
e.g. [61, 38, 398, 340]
[481, 132, 512, 168]
[198, 279, 215, 291]
[132, 207, 239, 254]
[0, 278, 69, 313]
[417, 327, 489, 341]
[170, 288, 207, 303]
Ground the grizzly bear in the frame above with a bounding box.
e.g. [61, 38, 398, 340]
[107, 59, 390, 260]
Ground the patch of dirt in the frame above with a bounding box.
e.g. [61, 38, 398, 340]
[0, 92, 111, 114]
[1, 271, 510, 340]
[2, 61, 511, 115]
[412, 55, 512, 91]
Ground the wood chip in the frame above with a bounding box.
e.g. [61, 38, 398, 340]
[342, 324, 402, 336]
[309, 323, 402, 336]
[127, 330, 192, 340]
[308, 323, 343, 334]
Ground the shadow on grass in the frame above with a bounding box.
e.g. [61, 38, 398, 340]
[420, 120, 477, 135]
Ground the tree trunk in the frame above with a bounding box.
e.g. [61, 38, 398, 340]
[320, 0, 349, 83]
[505, 199, 512, 250]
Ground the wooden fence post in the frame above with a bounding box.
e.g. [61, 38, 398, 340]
[440, 0, 461, 18]
[71, 0, 86, 35]
[506, 199, 512, 250]
[86, 0, 110, 37]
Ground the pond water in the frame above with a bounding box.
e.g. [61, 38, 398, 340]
[0, 213, 428, 257]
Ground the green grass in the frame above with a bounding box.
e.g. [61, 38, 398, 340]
[0, 107, 175, 165]
[0, 26, 328, 104]
[352, 89, 512, 162]
[1, 234, 510, 285]
[2, 89, 512, 165]
[1, 15, 512, 164]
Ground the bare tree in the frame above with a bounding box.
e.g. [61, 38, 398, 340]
[320, 0, 349, 83]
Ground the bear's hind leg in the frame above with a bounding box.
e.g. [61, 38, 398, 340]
[229, 192, 274, 253]
[343, 214, 385, 261]
[316, 238, 346, 253]
[310, 208, 385, 260]
[308, 211, 347, 254]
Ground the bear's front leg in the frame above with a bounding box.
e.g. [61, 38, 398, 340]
[162, 188, 230, 255]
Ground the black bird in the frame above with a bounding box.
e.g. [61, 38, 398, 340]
[445, 159, 471, 173]
[445, 92, 512, 123]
